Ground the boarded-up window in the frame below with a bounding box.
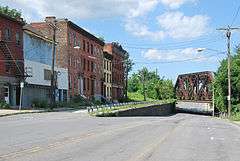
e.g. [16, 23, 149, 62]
[16, 32, 20, 45]
[44, 69, 51, 80]
[4, 28, 11, 41]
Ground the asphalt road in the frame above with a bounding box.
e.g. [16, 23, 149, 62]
[0, 111, 240, 161]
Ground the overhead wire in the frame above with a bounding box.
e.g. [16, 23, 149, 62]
[230, 4, 240, 27]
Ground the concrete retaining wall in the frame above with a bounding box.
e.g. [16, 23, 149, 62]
[176, 101, 213, 114]
[115, 103, 175, 117]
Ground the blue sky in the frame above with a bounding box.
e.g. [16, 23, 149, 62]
[2, 0, 240, 81]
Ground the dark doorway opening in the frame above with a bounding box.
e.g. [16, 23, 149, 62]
[16, 86, 20, 106]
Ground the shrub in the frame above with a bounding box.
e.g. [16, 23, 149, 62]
[31, 99, 49, 109]
[0, 100, 10, 109]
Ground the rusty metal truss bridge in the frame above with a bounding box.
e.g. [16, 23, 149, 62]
[175, 71, 214, 102]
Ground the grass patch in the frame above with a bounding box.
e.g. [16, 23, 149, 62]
[127, 92, 156, 102]
[91, 99, 176, 117]
[230, 112, 240, 121]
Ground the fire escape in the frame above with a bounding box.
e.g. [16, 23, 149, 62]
[0, 31, 24, 78]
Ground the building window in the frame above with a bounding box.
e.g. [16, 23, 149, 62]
[87, 78, 90, 90]
[16, 32, 20, 45]
[90, 44, 93, 54]
[25, 66, 33, 77]
[77, 39, 81, 49]
[91, 62, 94, 72]
[69, 76, 72, 89]
[87, 42, 89, 53]
[74, 77, 78, 89]
[44, 69, 51, 80]
[83, 77, 86, 90]
[83, 58, 86, 70]
[69, 56, 72, 67]
[73, 33, 77, 46]
[5, 62, 11, 73]
[83, 40, 86, 51]
[4, 28, 11, 41]
[68, 32, 71, 45]
[91, 80, 94, 95]
[104, 60, 106, 70]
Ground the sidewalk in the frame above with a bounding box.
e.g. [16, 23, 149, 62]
[0, 109, 46, 117]
[0, 107, 87, 117]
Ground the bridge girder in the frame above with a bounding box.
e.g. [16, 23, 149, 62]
[175, 71, 214, 101]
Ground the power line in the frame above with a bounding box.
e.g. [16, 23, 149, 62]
[122, 36, 220, 46]
[132, 52, 226, 64]
[231, 5, 240, 27]
[123, 38, 222, 51]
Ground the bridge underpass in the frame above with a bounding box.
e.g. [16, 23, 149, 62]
[175, 71, 214, 114]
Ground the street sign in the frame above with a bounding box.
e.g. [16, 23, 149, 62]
[20, 82, 24, 88]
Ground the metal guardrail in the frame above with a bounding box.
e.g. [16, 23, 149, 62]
[87, 101, 160, 113]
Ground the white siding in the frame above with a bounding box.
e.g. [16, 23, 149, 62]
[25, 60, 68, 90]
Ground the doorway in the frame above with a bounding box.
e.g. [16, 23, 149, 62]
[4, 86, 9, 104]
[16, 86, 20, 106]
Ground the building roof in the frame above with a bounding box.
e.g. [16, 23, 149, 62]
[23, 24, 53, 43]
[30, 17, 105, 46]
[105, 42, 126, 57]
[67, 20, 105, 46]
[0, 13, 25, 25]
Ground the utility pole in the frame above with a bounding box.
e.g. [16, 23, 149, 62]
[47, 19, 57, 108]
[143, 76, 146, 101]
[217, 26, 240, 118]
[140, 71, 146, 101]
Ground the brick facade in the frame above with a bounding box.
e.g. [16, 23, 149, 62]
[103, 51, 113, 101]
[31, 17, 104, 100]
[0, 13, 24, 105]
[104, 42, 125, 101]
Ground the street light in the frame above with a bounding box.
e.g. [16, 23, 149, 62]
[196, 48, 222, 53]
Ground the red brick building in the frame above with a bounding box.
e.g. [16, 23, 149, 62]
[104, 42, 125, 101]
[0, 13, 24, 106]
[30, 17, 104, 100]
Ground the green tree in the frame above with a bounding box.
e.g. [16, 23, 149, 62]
[128, 73, 140, 92]
[138, 67, 149, 101]
[214, 47, 240, 113]
[0, 6, 21, 19]
[128, 67, 175, 101]
[123, 51, 134, 99]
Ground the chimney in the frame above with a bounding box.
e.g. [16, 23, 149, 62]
[45, 16, 56, 23]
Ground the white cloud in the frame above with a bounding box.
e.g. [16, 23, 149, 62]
[2, 0, 208, 41]
[159, 0, 197, 9]
[143, 48, 207, 62]
[157, 11, 209, 39]
[2, 0, 138, 21]
[125, 19, 165, 41]
[128, 0, 159, 18]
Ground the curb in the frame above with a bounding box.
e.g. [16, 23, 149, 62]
[0, 110, 47, 118]
[0, 107, 86, 118]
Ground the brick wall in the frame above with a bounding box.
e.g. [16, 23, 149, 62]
[0, 15, 24, 77]
[104, 43, 124, 100]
